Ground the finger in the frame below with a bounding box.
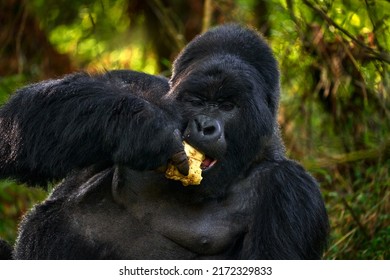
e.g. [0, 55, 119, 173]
[171, 150, 189, 176]
[171, 129, 189, 175]
[172, 129, 184, 150]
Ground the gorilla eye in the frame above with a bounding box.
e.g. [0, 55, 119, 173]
[190, 100, 204, 107]
[219, 101, 235, 111]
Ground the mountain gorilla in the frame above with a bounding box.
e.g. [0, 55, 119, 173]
[0, 24, 329, 259]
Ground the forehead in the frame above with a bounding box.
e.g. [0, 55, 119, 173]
[177, 61, 253, 100]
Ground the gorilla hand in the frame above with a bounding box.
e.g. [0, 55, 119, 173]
[168, 130, 190, 176]
[166, 141, 205, 186]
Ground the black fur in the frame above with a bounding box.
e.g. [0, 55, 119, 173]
[0, 24, 329, 259]
[0, 239, 12, 259]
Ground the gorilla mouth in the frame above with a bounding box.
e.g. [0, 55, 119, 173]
[201, 156, 217, 171]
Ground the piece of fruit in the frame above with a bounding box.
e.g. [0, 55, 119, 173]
[165, 141, 205, 186]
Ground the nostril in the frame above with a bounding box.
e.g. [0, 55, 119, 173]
[186, 115, 222, 142]
[203, 125, 216, 136]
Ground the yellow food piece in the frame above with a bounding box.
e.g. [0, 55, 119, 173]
[165, 142, 205, 186]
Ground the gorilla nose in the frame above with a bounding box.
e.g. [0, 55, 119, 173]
[184, 115, 227, 159]
[191, 115, 222, 142]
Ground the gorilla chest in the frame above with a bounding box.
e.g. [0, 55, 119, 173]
[136, 197, 249, 257]
[68, 168, 256, 259]
[72, 178, 253, 258]
[75, 194, 250, 259]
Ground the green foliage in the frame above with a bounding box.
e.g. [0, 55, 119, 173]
[0, 75, 29, 104]
[0, 0, 389, 259]
[26, 0, 157, 73]
[321, 160, 389, 259]
[0, 181, 47, 244]
[267, 0, 390, 259]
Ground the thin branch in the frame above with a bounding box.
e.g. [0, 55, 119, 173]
[303, 139, 390, 170]
[323, 227, 357, 259]
[341, 197, 371, 239]
[202, 0, 213, 33]
[339, 39, 368, 105]
[364, 0, 384, 53]
[147, 0, 186, 51]
[302, 0, 390, 64]
[16, 1, 28, 74]
[286, 0, 305, 42]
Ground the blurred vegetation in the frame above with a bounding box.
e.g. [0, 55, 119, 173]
[0, 0, 389, 259]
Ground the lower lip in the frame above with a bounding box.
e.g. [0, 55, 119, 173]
[201, 159, 217, 172]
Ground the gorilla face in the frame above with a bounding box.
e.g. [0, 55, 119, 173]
[163, 25, 281, 196]
[167, 54, 276, 194]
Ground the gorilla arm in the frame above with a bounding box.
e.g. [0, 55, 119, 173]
[241, 160, 329, 260]
[0, 71, 186, 186]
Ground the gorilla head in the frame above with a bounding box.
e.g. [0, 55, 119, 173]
[166, 24, 283, 194]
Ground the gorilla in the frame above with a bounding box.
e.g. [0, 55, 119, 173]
[0, 24, 329, 259]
